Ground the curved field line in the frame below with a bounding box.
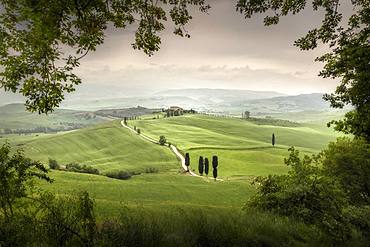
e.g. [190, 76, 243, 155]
[187, 146, 286, 151]
[120, 120, 200, 177]
[120, 120, 224, 181]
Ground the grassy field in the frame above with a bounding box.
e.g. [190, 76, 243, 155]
[5, 121, 176, 173]
[2, 113, 341, 218]
[0, 103, 107, 131]
[131, 114, 341, 177]
[40, 171, 254, 219]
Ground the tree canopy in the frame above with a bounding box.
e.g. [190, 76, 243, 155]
[0, 0, 209, 113]
[236, 0, 370, 140]
[0, 0, 369, 141]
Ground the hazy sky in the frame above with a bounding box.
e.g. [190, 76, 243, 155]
[2, 0, 351, 101]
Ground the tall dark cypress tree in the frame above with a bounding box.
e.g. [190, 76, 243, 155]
[185, 153, 190, 172]
[212, 156, 218, 181]
[213, 167, 218, 181]
[204, 158, 209, 176]
[198, 156, 204, 175]
[272, 133, 275, 147]
[212, 156, 218, 169]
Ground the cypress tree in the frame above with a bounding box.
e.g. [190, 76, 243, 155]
[185, 153, 190, 172]
[213, 167, 218, 181]
[204, 158, 209, 176]
[272, 133, 275, 147]
[198, 156, 204, 175]
[212, 156, 218, 169]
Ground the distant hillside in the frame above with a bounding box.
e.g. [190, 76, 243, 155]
[61, 96, 203, 111]
[95, 106, 162, 118]
[155, 88, 285, 102]
[0, 103, 107, 134]
[239, 93, 330, 113]
[216, 93, 333, 115]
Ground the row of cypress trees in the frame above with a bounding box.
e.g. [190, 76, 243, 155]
[184, 153, 218, 180]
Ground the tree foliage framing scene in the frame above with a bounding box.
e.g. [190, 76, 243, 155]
[0, 0, 369, 246]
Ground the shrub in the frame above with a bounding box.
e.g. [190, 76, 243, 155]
[48, 158, 59, 170]
[145, 167, 159, 173]
[159, 135, 166, 145]
[65, 163, 99, 175]
[247, 146, 353, 242]
[321, 137, 370, 205]
[105, 170, 141, 180]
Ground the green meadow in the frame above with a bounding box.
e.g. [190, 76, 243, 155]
[132, 114, 340, 177]
[42, 171, 253, 219]
[8, 121, 176, 173]
[3, 113, 340, 217]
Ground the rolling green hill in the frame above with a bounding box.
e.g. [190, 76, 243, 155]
[4, 119, 255, 217]
[9, 121, 176, 173]
[3, 113, 342, 217]
[41, 171, 253, 218]
[0, 103, 108, 133]
[131, 114, 341, 177]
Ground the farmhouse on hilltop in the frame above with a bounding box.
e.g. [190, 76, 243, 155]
[166, 106, 184, 117]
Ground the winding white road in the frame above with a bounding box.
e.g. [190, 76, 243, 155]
[120, 120, 199, 177]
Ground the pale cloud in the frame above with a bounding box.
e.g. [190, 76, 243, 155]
[2, 0, 349, 104]
[69, 0, 341, 98]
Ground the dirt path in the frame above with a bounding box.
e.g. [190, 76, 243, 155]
[120, 120, 199, 177]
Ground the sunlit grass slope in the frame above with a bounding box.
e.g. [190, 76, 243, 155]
[40, 170, 254, 218]
[132, 114, 340, 177]
[0, 103, 106, 130]
[11, 121, 177, 173]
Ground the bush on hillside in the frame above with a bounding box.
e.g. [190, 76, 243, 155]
[321, 138, 370, 205]
[48, 158, 59, 170]
[159, 135, 166, 145]
[247, 139, 370, 243]
[65, 163, 99, 175]
[105, 170, 141, 180]
[246, 117, 300, 127]
[145, 167, 159, 173]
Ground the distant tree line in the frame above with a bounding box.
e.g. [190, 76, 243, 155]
[199, 112, 300, 127]
[1, 124, 86, 135]
[244, 117, 300, 127]
[95, 106, 159, 119]
[48, 158, 158, 180]
[48, 159, 99, 175]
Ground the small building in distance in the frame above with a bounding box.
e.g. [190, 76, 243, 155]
[166, 106, 184, 117]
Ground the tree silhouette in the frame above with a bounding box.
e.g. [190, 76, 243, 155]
[213, 167, 218, 181]
[198, 156, 204, 175]
[272, 133, 275, 147]
[185, 153, 190, 172]
[212, 156, 218, 181]
[212, 156, 218, 169]
[204, 158, 209, 176]
[159, 136, 166, 145]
